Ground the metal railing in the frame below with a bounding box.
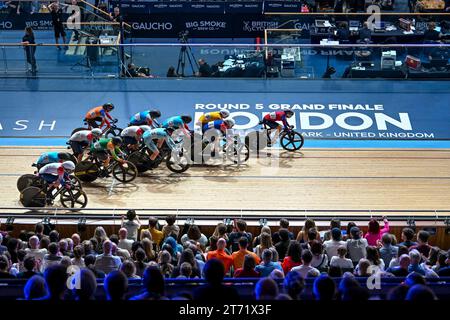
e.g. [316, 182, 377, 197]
[0, 206, 449, 222]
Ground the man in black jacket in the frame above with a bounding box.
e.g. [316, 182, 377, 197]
[196, 59, 212, 77]
[48, 2, 67, 50]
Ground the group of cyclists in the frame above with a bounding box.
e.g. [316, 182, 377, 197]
[30, 103, 296, 202]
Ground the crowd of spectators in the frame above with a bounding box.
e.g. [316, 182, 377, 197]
[0, 212, 449, 301]
[2, 1, 450, 15]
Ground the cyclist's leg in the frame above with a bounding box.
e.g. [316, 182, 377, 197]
[39, 174, 58, 202]
[156, 138, 165, 149]
[147, 140, 160, 161]
[86, 118, 98, 129]
[78, 141, 89, 162]
[93, 150, 110, 172]
[263, 120, 281, 144]
[70, 141, 84, 162]
[103, 155, 111, 168]
[165, 136, 176, 151]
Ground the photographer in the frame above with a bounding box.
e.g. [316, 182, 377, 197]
[196, 59, 212, 77]
[126, 63, 153, 78]
[48, 2, 67, 50]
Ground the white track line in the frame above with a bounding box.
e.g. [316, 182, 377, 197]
[108, 178, 117, 196]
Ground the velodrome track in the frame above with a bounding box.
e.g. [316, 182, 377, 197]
[2, 146, 450, 216]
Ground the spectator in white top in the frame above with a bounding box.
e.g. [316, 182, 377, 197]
[121, 210, 141, 241]
[346, 227, 368, 266]
[330, 246, 354, 270]
[291, 249, 320, 279]
[181, 225, 208, 248]
[324, 228, 346, 261]
[94, 240, 122, 274]
[118, 228, 133, 252]
[25, 236, 47, 271]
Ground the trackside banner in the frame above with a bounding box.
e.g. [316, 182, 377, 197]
[0, 90, 449, 140]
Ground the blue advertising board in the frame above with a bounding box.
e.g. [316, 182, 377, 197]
[0, 79, 449, 142]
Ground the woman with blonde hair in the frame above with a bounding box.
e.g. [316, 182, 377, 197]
[253, 226, 272, 247]
[254, 232, 279, 261]
[142, 238, 156, 261]
[212, 222, 229, 241]
[140, 230, 153, 241]
[93, 226, 108, 253]
[296, 218, 317, 243]
[158, 250, 174, 278]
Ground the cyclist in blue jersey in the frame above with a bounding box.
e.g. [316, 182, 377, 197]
[202, 119, 235, 156]
[202, 119, 235, 135]
[35, 152, 73, 169]
[142, 128, 176, 161]
[129, 109, 161, 128]
[161, 115, 192, 136]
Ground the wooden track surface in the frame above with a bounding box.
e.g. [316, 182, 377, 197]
[1, 147, 450, 215]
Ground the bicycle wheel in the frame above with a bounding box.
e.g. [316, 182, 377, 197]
[112, 161, 137, 183]
[127, 151, 152, 173]
[74, 161, 99, 182]
[60, 188, 88, 209]
[280, 131, 304, 151]
[17, 174, 41, 192]
[69, 175, 83, 189]
[227, 141, 250, 164]
[166, 150, 190, 173]
[20, 186, 46, 207]
[71, 127, 88, 136]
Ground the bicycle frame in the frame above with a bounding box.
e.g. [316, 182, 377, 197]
[261, 123, 294, 145]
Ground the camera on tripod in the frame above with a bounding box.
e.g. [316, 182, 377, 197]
[178, 30, 189, 43]
[176, 30, 198, 77]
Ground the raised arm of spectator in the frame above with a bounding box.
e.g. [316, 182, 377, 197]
[135, 214, 142, 228]
[380, 217, 390, 234]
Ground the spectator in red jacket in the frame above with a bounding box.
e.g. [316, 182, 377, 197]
[234, 254, 260, 278]
[282, 241, 302, 274]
